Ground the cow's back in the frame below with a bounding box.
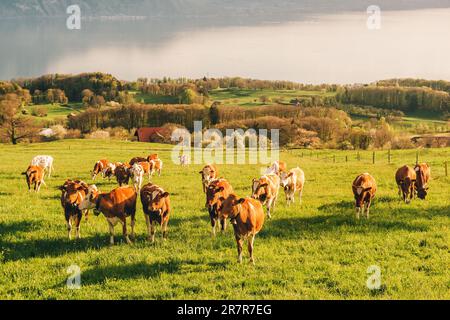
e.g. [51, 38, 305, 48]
[111, 187, 137, 211]
[396, 166, 416, 185]
[353, 173, 377, 193]
[243, 198, 265, 233]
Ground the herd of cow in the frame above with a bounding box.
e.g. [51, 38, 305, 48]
[21, 155, 431, 264]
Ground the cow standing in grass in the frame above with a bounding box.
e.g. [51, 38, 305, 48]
[130, 163, 144, 193]
[115, 164, 130, 186]
[150, 158, 163, 176]
[280, 167, 305, 206]
[352, 173, 377, 219]
[31, 155, 54, 178]
[218, 194, 265, 264]
[395, 166, 416, 204]
[205, 178, 234, 236]
[60, 180, 89, 239]
[140, 183, 171, 243]
[199, 164, 219, 193]
[22, 165, 46, 192]
[252, 174, 280, 219]
[414, 163, 431, 200]
[79, 185, 137, 245]
[91, 159, 109, 180]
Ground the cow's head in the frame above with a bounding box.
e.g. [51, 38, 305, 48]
[252, 178, 269, 203]
[417, 186, 429, 200]
[147, 189, 169, 214]
[78, 185, 99, 212]
[22, 166, 41, 185]
[353, 185, 372, 207]
[199, 166, 215, 182]
[206, 183, 224, 209]
[218, 195, 245, 221]
[280, 172, 294, 189]
[60, 181, 87, 208]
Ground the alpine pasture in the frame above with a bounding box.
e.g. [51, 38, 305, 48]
[0, 139, 448, 299]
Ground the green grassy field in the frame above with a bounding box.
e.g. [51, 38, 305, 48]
[0, 140, 448, 300]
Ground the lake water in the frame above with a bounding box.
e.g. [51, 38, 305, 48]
[1, 8, 450, 84]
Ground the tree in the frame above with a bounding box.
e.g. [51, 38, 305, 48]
[0, 94, 39, 144]
[179, 88, 198, 104]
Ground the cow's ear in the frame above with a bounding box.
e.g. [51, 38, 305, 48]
[260, 183, 268, 187]
[288, 172, 294, 178]
[21, 172, 27, 175]
[364, 187, 372, 192]
[58, 186, 65, 191]
[219, 197, 226, 202]
[199, 171, 203, 174]
[216, 186, 225, 192]
[236, 198, 246, 205]
[162, 192, 169, 198]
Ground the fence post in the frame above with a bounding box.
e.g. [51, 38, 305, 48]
[388, 149, 391, 164]
[416, 150, 419, 165]
[333, 155, 336, 163]
[357, 152, 361, 161]
[445, 161, 448, 177]
[373, 152, 375, 164]
[346, 155, 348, 163]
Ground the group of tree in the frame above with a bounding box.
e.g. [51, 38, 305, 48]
[337, 85, 450, 113]
[32, 89, 68, 105]
[13, 72, 123, 102]
[376, 78, 450, 94]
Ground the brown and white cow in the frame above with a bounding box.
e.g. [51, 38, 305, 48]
[280, 167, 305, 206]
[91, 159, 109, 180]
[199, 164, 219, 193]
[147, 154, 159, 162]
[414, 163, 431, 200]
[150, 158, 163, 176]
[78, 185, 137, 245]
[138, 161, 152, 180]
[352, 173, 377, 219]
[205, 178, 234, 236]
[129, 157, 147, 166]
[251, 174, 280, 219]
[217, 194, 265, 264]
[59, 180, 89, 239]
[395, 165, 416, 204]
[265, 160, 287, 176]
[140, 183, 171, 243]
[22, 165, 45, 192]
[115, 164, 130, 187]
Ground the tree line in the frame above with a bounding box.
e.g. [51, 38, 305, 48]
[337, 85, 450, 113]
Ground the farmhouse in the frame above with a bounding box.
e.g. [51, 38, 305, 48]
[134, 127, 164, 142]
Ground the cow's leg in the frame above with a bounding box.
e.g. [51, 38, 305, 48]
[162, 219, 169, 241]
[220, 217, 227, 233]
[84, 210, 89, 222]
[120, 217, 132, 244]
[355, 204, 361, 219]
[365, 201, 371, 219]
[75, 212, 82, 239]
[150, 221, 156, 243]
[66, 215, 72, 240]
[107, 220, 115, 245]
[235, 235, 244, 263]
[144, 215, 152, 242]
[211, 218, 217, 238]
[299, 188, 303, 204]
[130, 215, 136, 241]
[248, 234, 256, 265]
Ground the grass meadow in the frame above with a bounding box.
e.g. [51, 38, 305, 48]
[0, 139, 448, 300]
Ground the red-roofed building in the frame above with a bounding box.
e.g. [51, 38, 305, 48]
[134, 127, 164, 142]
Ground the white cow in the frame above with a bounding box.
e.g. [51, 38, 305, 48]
[31, 155, 54, 178]
[280, 167, 305, 206]
[179, 155, 190, 167]
[130, 163, 144, 193]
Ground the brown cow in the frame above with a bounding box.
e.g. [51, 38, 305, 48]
[129, 157, 147, 166]
[78, 185, 137, 245]
[205, 178, 234, 236]
[91, 159, 109, 180]
[218, 194, 265, 264]
[147, 154, 159, 162]
[352, 173, 377, 219]
[22, 165, 45, 192]
[115, 164, 130, 186]
[280, 167, 305, 206]
[140, 183, 171, 243]
[139, 161, 152, 180]
[59, 180, 89, 239]
[199, 164, 219, 193]
[395, 166, 416, 204]
[266, 160, 287, 176]
[251, 174, 280, 219]
[414, 163, 431, 200]
[149, 158, 163, 176]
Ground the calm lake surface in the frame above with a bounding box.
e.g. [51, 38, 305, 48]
[1, 8, 449, 83]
